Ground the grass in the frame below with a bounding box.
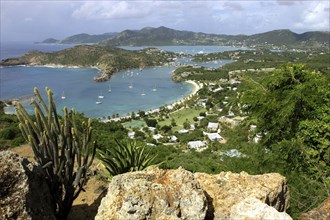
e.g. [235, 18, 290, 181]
[158, 107, 202, 131]
[122, 120, 146, 128]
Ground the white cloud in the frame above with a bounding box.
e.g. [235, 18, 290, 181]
[294, 2, 330, 31]
[72, 1, 153, 20]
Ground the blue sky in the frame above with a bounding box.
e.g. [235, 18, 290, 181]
[1, 0, 329, 42]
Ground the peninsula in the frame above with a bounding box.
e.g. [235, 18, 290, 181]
[0, 45, 178, 81]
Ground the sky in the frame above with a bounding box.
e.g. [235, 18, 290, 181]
[1, 0, 329, 42]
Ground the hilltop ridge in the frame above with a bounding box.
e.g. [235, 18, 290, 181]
[41, 26, 330, 49]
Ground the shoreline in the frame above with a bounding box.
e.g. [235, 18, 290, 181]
[100, 80, 202, 123]
[2, 65, 201, 120]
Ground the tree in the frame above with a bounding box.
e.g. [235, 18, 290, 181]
[241, 64, 330, 217]
[144, 118, 158, 127]
[16, 87, 96, 220]
[183, 119, 191, 129]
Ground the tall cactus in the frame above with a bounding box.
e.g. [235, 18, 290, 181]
[15, 87, 97, 220]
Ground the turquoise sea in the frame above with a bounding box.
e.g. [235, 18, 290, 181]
[0, 42, 239, 118]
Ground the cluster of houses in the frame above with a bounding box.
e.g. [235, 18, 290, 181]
[127, 120, 224, 152]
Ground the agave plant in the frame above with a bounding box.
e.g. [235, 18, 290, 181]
[15, 87, 96, 220]
[98, 139, 157, 177]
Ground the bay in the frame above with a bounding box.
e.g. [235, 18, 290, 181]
[1, 42, 237, 118]
[1, 66, 192, 118]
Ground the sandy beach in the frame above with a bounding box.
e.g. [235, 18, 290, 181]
[165, 80, 201, 108]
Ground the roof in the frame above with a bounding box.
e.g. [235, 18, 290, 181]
[187, 141, 208, 152]
[178, 129, 189, 134]
[207, 122, 219, 131]
[153, 134, 164, 140]
[170, 136, 178, 142]
[204, 132, 223, 141]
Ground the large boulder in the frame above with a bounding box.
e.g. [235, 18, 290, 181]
[96, 168, 291, 220]
[95, 167, 208, 220]
[299, 196, 330, 220]
[195, 171, 290, 219]
[0, 151, 55, 220]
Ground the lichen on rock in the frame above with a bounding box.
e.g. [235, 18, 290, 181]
[96, 167, 291, 220]
[0, 151, 55, 220]
[95, 167, 208, 220]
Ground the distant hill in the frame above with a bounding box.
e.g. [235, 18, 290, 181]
[245, 29, 330, 48]
[42, 27, 330, 49]
[102, 26, 245, 46]
[41, 33, 117, 44]
[41, 38, 60, 44]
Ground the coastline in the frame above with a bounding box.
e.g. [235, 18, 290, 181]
[2, 64, 201, 120]
[100, 79, 202, 123]
[165, 80, 201, 109]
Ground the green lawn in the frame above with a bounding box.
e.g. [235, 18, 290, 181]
[158, 107, 203, 131]
[122, 120, 146, 128]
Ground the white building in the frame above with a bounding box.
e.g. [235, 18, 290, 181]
[188, 141, 208, 152]
[203, 132, 223, 142]
[178, 129, 189, 134]
[128, 131, 135, 139]
[170, 135, 178, 142]
[207, 122, 219, 132]
[153, 134, 164, 140]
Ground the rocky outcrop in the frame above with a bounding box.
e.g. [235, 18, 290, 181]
[0, 151, 55, 220]
[95, 167, 207, 220]
[96, 167, 291, 220]
[299, 196, 330, 220]
[195, 171, 290, 219]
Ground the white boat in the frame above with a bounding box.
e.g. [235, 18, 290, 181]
[152, 85, 157, 92]
[98, 92, 104, 99]
[141, 90, 146, 96]
[96, 98, 102, 105]
[128, 83, 133, 89]
[61, 91, 66, 100]
[108, 85, 112, 93]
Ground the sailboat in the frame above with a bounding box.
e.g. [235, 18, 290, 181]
[61, 91, 66, 100]
[98, 91, 104, 99]
[128, 82, 133, 89]
[152, 85, 157, 92]
[96, 97, 102, 105]
[108, 85, 112, 93]
[141, 90, 146, 96]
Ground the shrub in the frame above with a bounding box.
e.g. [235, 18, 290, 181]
[98, 140, 157, 178]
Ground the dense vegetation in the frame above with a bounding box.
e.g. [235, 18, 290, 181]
[1, 44, 329, 218]
[0, 102, 25, 148]
[238, 65, 329, 218]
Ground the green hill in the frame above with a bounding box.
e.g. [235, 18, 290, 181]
[0, 45, 177, 81]
[41, 27, 329, 49]
[60, 33, 116, 44]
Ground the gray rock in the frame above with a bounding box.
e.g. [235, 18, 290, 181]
[195, 171, 290, 219]
[95, 167, 208, 220]
[0, 151, 55, 220]
[230, 197, 292, 220]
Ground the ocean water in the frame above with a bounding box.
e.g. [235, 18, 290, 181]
[0, 41, 76, 60]
[1, 66, 193, 118]
[0, 42, 237, 118]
